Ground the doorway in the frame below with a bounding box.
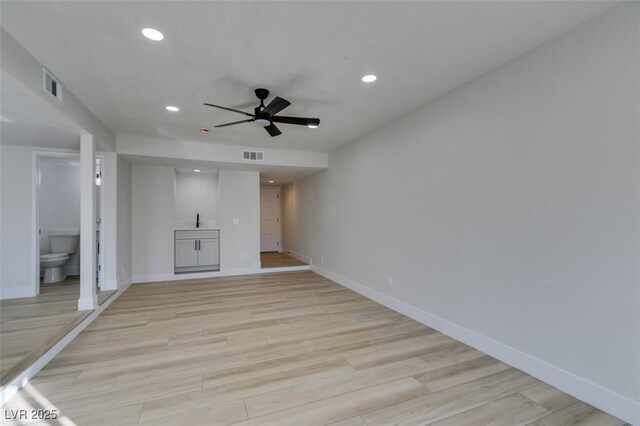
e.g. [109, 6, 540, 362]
[33, 152, 105, 297]
[260, 186, 281, 252]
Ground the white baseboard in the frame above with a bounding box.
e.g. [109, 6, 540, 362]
[132, 267, 263, 284]
[132, 273, 173, 283]
[0, 278, 131, 406]
[310, 264, 640, 426]
[118, 276, 132, 289]
[132, 266, 314, 285]
[77, 295, 98, 311]
[101, 278, 118, 291]
[0, 287, 34, 300]
[260, 265, 310, 274]
[283, 248, 312, 265]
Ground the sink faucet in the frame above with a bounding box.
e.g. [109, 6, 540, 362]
[196, 213, 200, 228]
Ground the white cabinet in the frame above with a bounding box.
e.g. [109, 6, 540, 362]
[174, 229, 219, 273]
[175, 239, 199, 268]
[198, 238, 219, 267]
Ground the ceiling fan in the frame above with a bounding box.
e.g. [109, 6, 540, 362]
[204, 88, 320, 137]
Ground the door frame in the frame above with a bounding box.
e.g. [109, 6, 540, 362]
[259, 186, 282, 253]
[31, 150, 105, 297]
[95, 156, 105, 291]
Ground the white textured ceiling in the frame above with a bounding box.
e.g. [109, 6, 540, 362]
[0, 1, 614, 153]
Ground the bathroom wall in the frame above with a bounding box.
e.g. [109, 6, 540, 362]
[39, 157, 81, 276]
[174, 171, 219, 229]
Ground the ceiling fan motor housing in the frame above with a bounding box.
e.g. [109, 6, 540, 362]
[254, 89, 271, 125]
[255, 88, 270, 100]
[254, 105, 272, 126]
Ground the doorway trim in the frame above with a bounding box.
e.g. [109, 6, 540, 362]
[259, 186, 282, 253]
[95, 155, 105, 291]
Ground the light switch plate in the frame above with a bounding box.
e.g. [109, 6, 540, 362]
[232, 218, 240, 225]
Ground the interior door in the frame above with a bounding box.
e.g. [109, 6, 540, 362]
[260, 187, 280, 252]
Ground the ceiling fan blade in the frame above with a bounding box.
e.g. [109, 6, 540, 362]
[214, 119, 253, 128]
[262, 97, 291, 116]
[204, 103, 254, 117]
[264, 123, 282, 137]
[271, 116, 320, 126]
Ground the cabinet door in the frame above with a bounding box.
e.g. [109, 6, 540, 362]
[198, 238, 219, 266]
[176, 239, 198, 268]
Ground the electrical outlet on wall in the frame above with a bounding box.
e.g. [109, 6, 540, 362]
[232, 218, 240, 225]
[387, 276, 394, 288]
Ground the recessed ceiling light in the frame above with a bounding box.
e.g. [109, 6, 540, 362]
[308, 125, 318, 129]
[166, 106, 179, 112]
[142, 28, 164, 41]
[268, 180, 275, 183]
[194, 169, 201, 172]
[362, 74, 377, 83]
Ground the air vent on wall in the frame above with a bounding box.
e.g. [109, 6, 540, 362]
[242, 150, 264, 161]
[43, 68, 63, 101]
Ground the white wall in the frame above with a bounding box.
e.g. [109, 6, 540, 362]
[131, 165, 175, 279]
[0, 146, 34, 298]
[116, 156, 132, 287]
[132, 166, 261, 280]
[218, 170, 260, 271]
[0, 145, 123, 299]
[39, 159, 80, 275]
[174, 171, 219, 229]
[117, 135, 327, 170]
[283, 3, 639, 422]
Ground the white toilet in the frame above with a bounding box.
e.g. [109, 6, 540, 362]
[40, 232, 80, 284]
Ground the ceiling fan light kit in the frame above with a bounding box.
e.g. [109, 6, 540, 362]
[254, 118, 271, 127]
[204, 88, 320, 137]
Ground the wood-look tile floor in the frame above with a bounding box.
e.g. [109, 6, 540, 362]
[2, 271, 626, 425]
[260, 252, 308, 269]
[0, 278, 115, 385]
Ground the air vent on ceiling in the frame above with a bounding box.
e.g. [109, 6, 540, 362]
[242, 150, 264, 161]
[43, 68, 63, 101]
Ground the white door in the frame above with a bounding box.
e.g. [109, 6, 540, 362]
[198, 238, 219, 266]
[175, 239, 198, 268]
[260, 187, 280, 252]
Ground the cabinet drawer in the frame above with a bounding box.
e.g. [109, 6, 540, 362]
[175, 230, 219, 240]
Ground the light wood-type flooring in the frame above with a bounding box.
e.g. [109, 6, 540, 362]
[260, 251, 308, 268]
[0, 278, 114, 385]
[2, 271, 626, 425]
